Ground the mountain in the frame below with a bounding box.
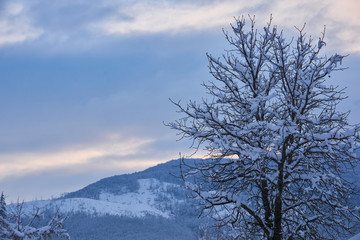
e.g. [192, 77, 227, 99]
[11, 157, 360, 240]
[14, 159, 205, 240]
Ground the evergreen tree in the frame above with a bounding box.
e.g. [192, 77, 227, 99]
[0, 192, 6, 221]
[0, 193, 11, 240]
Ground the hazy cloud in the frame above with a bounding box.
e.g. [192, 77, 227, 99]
[1, 0, 359, 53]
[0, 132, 180, 202]
[257, 0, 360, 54]
[0, 134, 156, 180]
[94, 0, 260, 35]
[93, 0, 360, 53]
[0, 2, 43, 45]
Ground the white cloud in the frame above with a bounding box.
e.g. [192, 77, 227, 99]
[325, 0, 360, 53]
[0, 2, 42, 46]
[95, 0, 261, 35]
[6, 3, 24, 16]
[0, 134, 158, 180]
[254, 0, 360, 54]
[1, 0, 358, 53]
[94, 0, 360, 54]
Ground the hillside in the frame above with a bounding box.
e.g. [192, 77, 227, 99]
[14, 159, 204, 240]
[11, 157, 360, 240]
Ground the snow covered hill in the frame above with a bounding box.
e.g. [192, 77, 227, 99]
[9, 158, 360, 240]
[19, 178, 184, 218]
[11, 159, 202, 240]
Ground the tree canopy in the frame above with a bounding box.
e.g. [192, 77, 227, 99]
[169, 16, 360, 240]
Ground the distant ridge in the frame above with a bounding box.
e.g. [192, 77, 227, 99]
[63, 159, 186, 200]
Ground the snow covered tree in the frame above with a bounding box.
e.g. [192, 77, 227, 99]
[0, 194, 70, 240]
[0, 192, 10, 238]
[169, 16, 360, 239]
[0, 193, 6, 220]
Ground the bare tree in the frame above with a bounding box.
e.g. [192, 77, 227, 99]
[168, 16, 360, 240]
[0, 193, 70, 240]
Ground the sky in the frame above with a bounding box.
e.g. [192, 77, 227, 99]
[0, 0, 359, 202]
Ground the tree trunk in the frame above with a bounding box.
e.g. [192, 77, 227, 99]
[273, 153, 285, 240]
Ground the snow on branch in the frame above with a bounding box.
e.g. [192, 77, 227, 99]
[168, 15, 360, 240]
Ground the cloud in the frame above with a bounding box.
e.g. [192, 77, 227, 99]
[2, 0, 358, 53]
[92, 0, 360, 53]
[0, 2, 42, 45]
[0, 129, 187, 202]
[0, 134, 158, 181]
[95, 0, 260, 35]
[256, 0, 360, 54]
[324, 1, 360, 53]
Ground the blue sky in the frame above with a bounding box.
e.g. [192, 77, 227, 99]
[1, 0, 359, 201]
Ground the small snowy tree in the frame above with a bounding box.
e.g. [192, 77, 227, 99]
[0, 194, 70, 240]
[169, 16, 360, 239]
[0, 192, 11, 238]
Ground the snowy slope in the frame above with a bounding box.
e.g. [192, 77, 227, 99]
[7, 158, 360, 240]
[16, 178, 184, 218]
[6, 160, 202, 240]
